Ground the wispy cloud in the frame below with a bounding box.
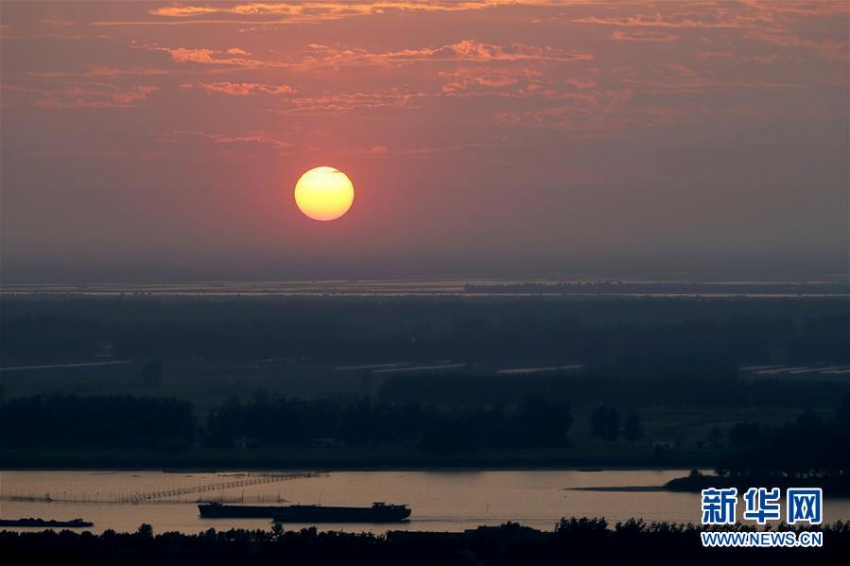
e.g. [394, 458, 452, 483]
[574, 13, 761, 30]
[194, 82, 294, 96]
[163, 47, 265, 66]
[22, 84, 159, 109]
[664, 63, 697, 77]
[738, 0, 850, 18]
[297, 40, 592, 70]
[360, 142, 500, 159]
[749, 31, 849, 62]
[88, 1, 581, 26]
[284, 90, 423, 113]
[493, 87, 634, 137]
[40, 15, 76, 27]
[611, 31, 679, 42]
[438, 67, 539, 94]
[150, 40, 591, 73]
[147, 2, 576, 22]
[697, 51, 734, 60]
[110, 85, 159, 104]
[155, 130, 292, 149]
[565, 78, 597, 89]
[29, 66, 172, 78]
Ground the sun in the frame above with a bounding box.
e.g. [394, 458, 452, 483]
[294, 166, 354, 221]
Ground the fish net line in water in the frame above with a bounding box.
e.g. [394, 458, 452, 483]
[2, 471, 326, 504]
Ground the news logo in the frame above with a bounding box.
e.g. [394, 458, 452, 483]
[742, 487, 781, 525]
[700, 486, 824, 548]
[786, 488, 823, 525]
[701, 487, 738, 525]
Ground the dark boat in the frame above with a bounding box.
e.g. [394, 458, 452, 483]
[273, 502, 411, 523]
[0, 518, 93, 528]
[198, 501, 411, 523]
[198, 502, 289, 518]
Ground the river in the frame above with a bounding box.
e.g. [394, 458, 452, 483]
[1, 470, 848, 534]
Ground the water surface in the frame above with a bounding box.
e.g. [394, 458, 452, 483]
[2, 470, 848, 534]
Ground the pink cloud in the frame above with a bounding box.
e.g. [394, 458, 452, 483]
[29, 84, 159, 109]
[398, 39, 593, 63]
[30, 66, 171, 78]
[495, 105, 629, 138]
[738, 0, 850, 18]
[198, 82, 294, 96]
[40, 15, 76, 27]
[749, 32, 849, 62]
[565, 78, 597, 89]
[357, 142, 502, 160]
[297, 40, 593, 70]
[742, 54, 780, 65]
[574, 13, 760, 30]
[439, 68, 524, 93]
[167, 47, 216, 63]
[146, 2, 575, 24]
[620, 76, 804, 94]
[111, 85, 159, 104]
[611, 31, 679, 42]
[493, 87, 634, 137]
[155, 130, 292, 149]
[163, 47, 264, 67]
[664, 63, 697, 77]
[284, 91, 423, 113]
[697, 51, 734, 59]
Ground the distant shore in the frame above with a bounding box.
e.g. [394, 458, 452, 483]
[665, 471, 850, 497]
[0, 446, 720, 471]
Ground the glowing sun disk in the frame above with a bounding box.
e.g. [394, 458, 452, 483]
[294, 166, 354, 221]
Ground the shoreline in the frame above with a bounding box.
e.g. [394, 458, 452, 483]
[0, 447, 720, 472]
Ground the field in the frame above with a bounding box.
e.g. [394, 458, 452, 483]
[1, 294, 847, 470]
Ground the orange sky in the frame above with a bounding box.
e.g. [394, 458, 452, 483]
[1, 1, 847, 282]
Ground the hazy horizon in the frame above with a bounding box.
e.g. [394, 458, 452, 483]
[1, 254, 848, 286]
[2, 1, 848, 284]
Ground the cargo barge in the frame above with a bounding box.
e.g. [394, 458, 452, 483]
[198, 501, 411, 523]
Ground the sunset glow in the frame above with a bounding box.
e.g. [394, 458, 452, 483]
[0, 1, 847, 281]
[1, 3, 849, 545]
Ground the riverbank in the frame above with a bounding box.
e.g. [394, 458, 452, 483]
[665, 471, 850, 497]
[0, 445, 721, 471]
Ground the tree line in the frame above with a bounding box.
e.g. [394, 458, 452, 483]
[0, 393, 575, 454]
[1, 519, 848, 566]
[0, 394, 194, 449]
[719, 400, 850, 477]
[378, 372, 849, 410]
[205, 395, 574, 453]
[3, 389, 846, 466]
[2, 296, 846, 367]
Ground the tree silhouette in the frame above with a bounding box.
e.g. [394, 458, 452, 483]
[590, 406, 621, 441]
[605, 408, 621, 441]
[590, 406, 608, 439]
[623, 412, 643, 441]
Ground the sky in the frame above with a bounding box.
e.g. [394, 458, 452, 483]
[1, 1, 848, 283]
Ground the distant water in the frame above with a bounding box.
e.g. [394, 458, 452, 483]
[1, 278, 847, 297]
[1, 470, 848, 535]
